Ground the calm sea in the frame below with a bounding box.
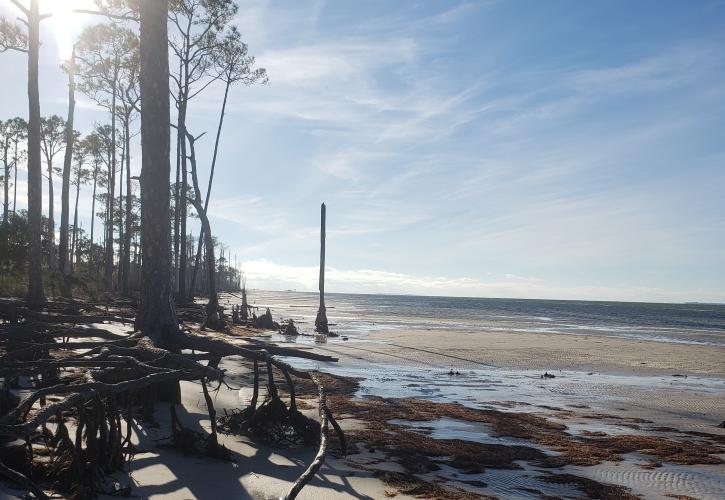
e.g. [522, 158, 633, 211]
[230, 290, 725, 347]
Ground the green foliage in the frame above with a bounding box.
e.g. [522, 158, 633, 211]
[215, 26, 268, 87]
[0, 17, 27, 53]
[40, 115, 67, 168]
[75, 23, 139, 110]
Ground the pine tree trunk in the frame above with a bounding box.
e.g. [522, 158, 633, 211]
[177, 102, 188, 305]
[137, 0, 178, 371]
[2, 140, 8, 228]
[117, 129, 125, 291]
[26, 0, 44, 305]
[59, 50, 76, 288]
[105, 69, 119, 291]
[90, 168, 97, 272]
[47, 161, 54, 272]
[172, 64, 182, 295]
[12, 141, 18, 215]
[71, 169, 81, 274]
[122, 115, 132, 296]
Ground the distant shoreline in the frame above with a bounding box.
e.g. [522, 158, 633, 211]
[247, 287, 725, 307]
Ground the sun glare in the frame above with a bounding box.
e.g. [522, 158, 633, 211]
[44, 0, 98, 60]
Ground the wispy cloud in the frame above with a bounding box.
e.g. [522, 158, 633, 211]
[240, 260, 724, 303]
[3, 0, 724, 302]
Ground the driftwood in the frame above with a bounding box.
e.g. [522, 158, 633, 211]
[0, 299, 344, 499]
[284, 374, 329, 500]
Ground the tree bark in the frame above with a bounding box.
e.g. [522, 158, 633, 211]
[46, 159, 54, 271]
[12, 137, 19, 215]
[71, 164, 81, 274]
[2, 137, 8, 228]
[26, 0, 44, 305]
[137, 0, 179, 401]
[173, 75, 181, 294]
[59, 50, 76, 289]
[117, 127, 125, 291]
[104, 65, 119, 291]
[122, 114, 132, 296]
[177, 102, 188, 305]
[89, 165, 97, 273]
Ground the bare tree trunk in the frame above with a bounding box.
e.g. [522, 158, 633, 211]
[117, 128, 125, 291]
[2, 139, 8, 228]
[89, 166, 97, 273]
[186, 132, 218, 325]
[47, 160, 54, 272]
[190, 77, 231, 297]
[104, 156, 111, 283]
[137, 0, 179, 401]
[122, 115, 132, 296]
[315, 203, 328, 333]
[178, 102, 188, 305]
[26, 0, 44, 305]
[104, 68, 119, 292]
[12, 141, 18, 215]
[173, 81, 182, 294]
[59, 50, 76, 291]
[71, 166, 81, 274]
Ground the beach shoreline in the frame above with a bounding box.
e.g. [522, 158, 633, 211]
[3, 291, 724, 499]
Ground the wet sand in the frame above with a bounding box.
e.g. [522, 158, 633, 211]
[305, 327, 725, 376]
[278, 325, 725, 498]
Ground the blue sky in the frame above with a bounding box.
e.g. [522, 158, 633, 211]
[1, 0, 724, 302]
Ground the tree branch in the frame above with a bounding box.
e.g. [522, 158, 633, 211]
[73, 9, 138, 22]
[8, 0, 28, 16]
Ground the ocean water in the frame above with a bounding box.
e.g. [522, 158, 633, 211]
[225, 290, 725, 347]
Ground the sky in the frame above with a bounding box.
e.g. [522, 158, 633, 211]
[1, 0, 724, 303]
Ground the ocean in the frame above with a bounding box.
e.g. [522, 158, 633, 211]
[229, 290, 725, 347]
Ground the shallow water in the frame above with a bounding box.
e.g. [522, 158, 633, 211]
[282, 355, 725, 415]
[388, 417, 545, 448]
[231, 289, 725, 346]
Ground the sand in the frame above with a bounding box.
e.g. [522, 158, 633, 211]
[301, 328, 725, 422]
[3, 313, 724, 499]
[104, 379, 408, 500]
[344, 328, 725, 376]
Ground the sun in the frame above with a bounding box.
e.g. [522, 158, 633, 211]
[43, 0, 99, 60]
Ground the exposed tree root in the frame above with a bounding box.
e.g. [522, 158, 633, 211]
[284, 373, 329, 500]
[0, 298, 344, 499]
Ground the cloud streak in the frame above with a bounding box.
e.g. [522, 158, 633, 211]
[240, 260, 724, 303]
